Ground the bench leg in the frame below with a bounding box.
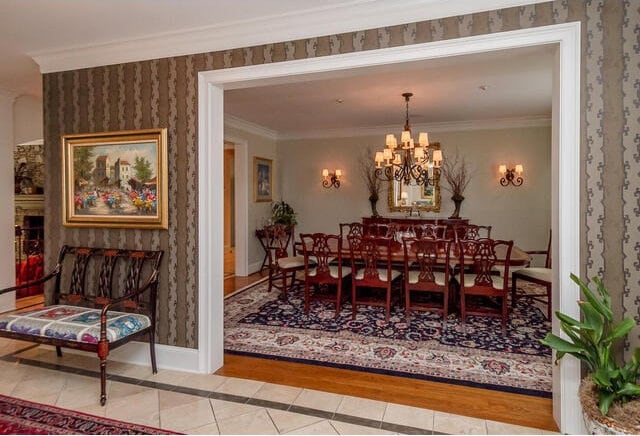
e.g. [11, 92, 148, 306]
[56, 346, 62, 357]
[100, 358, 107, 406]
[149, 330, 158, 374]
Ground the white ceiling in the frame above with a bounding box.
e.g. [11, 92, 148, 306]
[225, 45, 554, 138]
[0, 0, 545, 96]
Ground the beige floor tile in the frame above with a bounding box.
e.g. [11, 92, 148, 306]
[11, 373, 66, 398]
[184, 422, 221, 435]
[160, 398, 215, 432]
[105, 389, 159, 422]
[216, 376, 265, 397]
[383, 402, 434, 431]
[542, 430, 562, 435]
[56, 385, 103, 409]
[106, 380, 150, 401]
[253, 382, 303, 404]
[267, 408, 324, 434]
[293, 389, 344, 413]
[336, 395, 387, 421]
[433, 411, 487, 435]
[180, 373, 228, 391]
[158, 389, 204, 411]
[216, 408, 278, 435]
[15, 392, 60, 406]
[0, 379, 19, 395]
[74, 403, 107, 417]
[144, 368, 192, 385]
[284, 420, 338, 435]
[330, 420, 395, 435]
[63, 373, 98, 391]
[108, 361, 155, 379]
[486, 420, 544, 435]
[210, 398, 263, 421]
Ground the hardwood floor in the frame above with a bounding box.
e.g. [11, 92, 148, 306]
[219, 272, 558, 432]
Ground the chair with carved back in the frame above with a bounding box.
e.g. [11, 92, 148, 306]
[339, 222, 364, 239]
[300, 233, 351, 318]
[415, 223, 447, 240]
[264, 224, 306, 300]
[452, 224, 492, 275]
[458, 238, 513, 333]
[402, 237, 452, 326]
[348, 235, 402, 322]
[511, 230, 552, 318]
[453, 224, 492, 241]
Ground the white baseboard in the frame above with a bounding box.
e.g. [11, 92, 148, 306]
[41, 341, 202, 374]
[248, 260, 263, 275]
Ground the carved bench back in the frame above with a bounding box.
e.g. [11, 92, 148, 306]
[54, 246, 163, 314]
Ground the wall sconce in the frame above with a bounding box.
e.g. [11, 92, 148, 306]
[322, 168, 341, 189]
[499, 164, 524, 187]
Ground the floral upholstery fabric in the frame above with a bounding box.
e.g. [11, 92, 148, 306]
[0, 305, 150, 344]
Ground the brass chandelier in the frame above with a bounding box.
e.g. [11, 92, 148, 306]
[374, 92, 442, 186]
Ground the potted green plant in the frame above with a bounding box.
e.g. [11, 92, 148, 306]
[271, 200, 297, 226]
[540, 274, 640, 434]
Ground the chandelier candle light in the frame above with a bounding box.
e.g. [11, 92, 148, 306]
[374, 93, 443, 186]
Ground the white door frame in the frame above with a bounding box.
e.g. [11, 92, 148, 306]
[224, 135, 249, 277]
[198, 22, 581, 433]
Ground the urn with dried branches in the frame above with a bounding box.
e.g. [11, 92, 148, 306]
[358, 146, 383, 217]
[440, 151, 471, 219]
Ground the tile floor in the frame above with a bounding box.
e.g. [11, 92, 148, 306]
[0, 339, 557, 435]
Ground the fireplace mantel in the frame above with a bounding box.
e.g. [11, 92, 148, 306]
[15, 194, 44, 226]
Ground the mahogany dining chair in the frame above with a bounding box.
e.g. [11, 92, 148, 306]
[402, 237, 453, 327]
[348, 235, 402, 322]
[263, 224, 306, 300]
[458, 238, 513, 334]
[511, 230, 552, 318]
[300, 233, 351, 318]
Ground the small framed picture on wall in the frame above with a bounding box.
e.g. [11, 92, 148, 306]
[253, 157, 273, 202]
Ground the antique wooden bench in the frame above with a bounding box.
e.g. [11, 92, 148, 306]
[0, 245, 163, 406]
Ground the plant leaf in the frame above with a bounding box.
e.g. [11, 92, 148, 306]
[605, 318, 635, 343]
[570, 274, 613, 321]
[579, 301, 603, 343]
[540, 333, 584, 354]
[598, 390, 614, 416]
[616, 382, 640, 397]
[592, 368, 612, 388]
[556, 311, 594, 332]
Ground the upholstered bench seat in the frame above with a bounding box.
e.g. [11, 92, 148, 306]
[0, 305, 151, 344]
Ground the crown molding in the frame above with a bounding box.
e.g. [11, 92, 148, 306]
[224, 114, 278, 141]
[275, 115, 552, 140]
[31, 0, 545, 73]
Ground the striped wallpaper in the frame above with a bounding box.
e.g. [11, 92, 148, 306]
[43, 0, 640, 356]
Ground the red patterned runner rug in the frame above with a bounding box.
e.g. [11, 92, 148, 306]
[0, 394, 180, 435]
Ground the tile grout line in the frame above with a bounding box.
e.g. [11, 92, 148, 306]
[1, 353, 440, 435]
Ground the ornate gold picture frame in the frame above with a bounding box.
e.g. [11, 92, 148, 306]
[62, 128, 168, 229]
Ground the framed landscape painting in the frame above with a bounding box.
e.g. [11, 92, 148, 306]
[253, 157, 273, 202]
[62, 128, 168, 229]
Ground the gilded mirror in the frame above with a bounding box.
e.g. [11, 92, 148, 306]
[387, 143, 442, 213]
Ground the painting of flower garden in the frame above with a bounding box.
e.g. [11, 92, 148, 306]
[63, 129, 167, 229]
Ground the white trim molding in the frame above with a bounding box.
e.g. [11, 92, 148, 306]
[32, 0, 547, 73]
[199, 22, 581, 433]
[225, 115, 278, 140]
[273, 115, 552, 140]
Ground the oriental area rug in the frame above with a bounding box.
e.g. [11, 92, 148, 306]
[0, 394, 179, 435]
[224, 280, 552, 397]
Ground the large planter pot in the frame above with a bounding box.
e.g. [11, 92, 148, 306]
[580, 379, 640, 435]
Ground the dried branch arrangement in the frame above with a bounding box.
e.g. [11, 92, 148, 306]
[441, 150, 471, 200]
[358, 146, 382, 200]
